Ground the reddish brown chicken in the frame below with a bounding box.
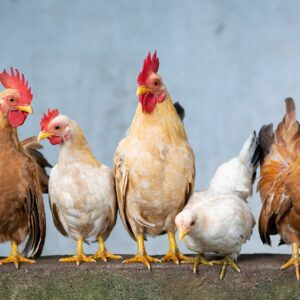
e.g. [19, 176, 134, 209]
[258, 98, 300, 280]
[0, 68, 50, 268]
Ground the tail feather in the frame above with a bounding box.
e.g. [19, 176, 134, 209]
[239, 131, 263, 170]
[258, 98, 299, 245]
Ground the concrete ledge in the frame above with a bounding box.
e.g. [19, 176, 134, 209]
[0, 254, 299, 299]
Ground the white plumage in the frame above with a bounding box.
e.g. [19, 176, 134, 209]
[39, 113, 120, 264]
[176, 132, 260, 267]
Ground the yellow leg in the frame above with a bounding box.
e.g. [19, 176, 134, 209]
[281, 243, 300, 280]
[122, 234, 160, 270]
[211, 256, 241, 280]
[0, 240, 35, 269]
[59, 238, 96, 266]
[161, 231, 190, 264]
[183, 254, 213, 273]
[93, 235, 122, 262]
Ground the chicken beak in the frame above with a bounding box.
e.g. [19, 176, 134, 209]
[37, 131, 52, 141]
[17, 105, 33, 114]
[179, 228, 190, 241]
[136, 86, 150, 96]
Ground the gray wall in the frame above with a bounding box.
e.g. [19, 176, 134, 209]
[0, 0, 298, 256]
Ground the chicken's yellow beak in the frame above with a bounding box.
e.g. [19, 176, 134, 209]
[37, 131, 52, 141]
[179, 229, 190, 241]
[136, 86, 150, 96]
[17, 105, 33, 114]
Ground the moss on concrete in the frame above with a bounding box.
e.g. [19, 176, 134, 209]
[1, 254, 299, 300]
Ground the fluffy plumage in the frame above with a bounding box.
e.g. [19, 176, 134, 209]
[258, 98, 300, 247]
[39, 112, 119, 264]
[176, 132, 260, 276]
[114, 52, 195, 269]
[0, 71, 49, 267]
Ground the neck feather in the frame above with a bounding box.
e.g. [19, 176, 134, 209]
[128, 94, 188, 145]
[58, 121, 100, 167]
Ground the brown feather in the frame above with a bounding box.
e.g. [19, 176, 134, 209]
[258, 98, 300, 245]
[0, 115, 47, 258]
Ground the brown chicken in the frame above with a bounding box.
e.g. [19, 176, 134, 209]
[114, 52, 195, 269]
[0, 68, 50, 268]
[258, 97, 300, 280]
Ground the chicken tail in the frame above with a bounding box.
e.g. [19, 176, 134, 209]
[258, 98, 299, 245]
[239, 131, 263, 172]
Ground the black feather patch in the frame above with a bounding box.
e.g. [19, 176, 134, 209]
[174, 102, 185, 121]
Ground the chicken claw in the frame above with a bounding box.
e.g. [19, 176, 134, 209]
[122, 234, 160, 270]
[280, 243, 300, 280]
[93, 235, 122, 262]
[0, 240, 35, 269]
[59, 238, 95, 266]
[123, 254, 160, 270]
[211, 256, 241, 280]
[161, 231, 190, 264]
[182, 254, 213, 273]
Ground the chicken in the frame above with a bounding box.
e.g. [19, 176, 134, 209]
[258, 98, 300, 280]
[0, 68, 50, 268]
[176, 132, 261, 279]
[114, 51, 195, 270]
[37, 109, 121, 265]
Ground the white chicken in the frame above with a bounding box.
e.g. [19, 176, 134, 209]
[38, 109, 121, 265]
[175, 132, 261, 279]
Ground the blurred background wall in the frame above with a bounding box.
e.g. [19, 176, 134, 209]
[0, 0, 299, 256]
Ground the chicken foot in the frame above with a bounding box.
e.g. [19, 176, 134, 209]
[122, 234, 160, 270]
[211, 256, 241, 280]
[281, 243, 300, 280]
[161, 231, 190, 264]
[59, 237, 95, 266]
[93, 235, 122, 262]
[0, 240, 36, 269]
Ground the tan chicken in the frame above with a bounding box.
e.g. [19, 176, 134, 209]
[258, 98, 300, 280]
[38, 109, 121, 265]
[0, 68, 50, 268]
[114, 51, 195, 269]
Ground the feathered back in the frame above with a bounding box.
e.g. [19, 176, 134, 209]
[258, 98, 300, 245]
[21, 137, 52, 193]
[208, 132, 262, 200]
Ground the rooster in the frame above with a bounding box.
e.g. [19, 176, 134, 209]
[258, 98, 300, 280]
[0, 68, 50, 268]
[176, 132, 261, 279]
[114, 51, 195, 269]
[38, 109, 121, 265]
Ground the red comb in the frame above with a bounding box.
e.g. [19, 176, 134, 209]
[40, 108, 59, 131]
[0, 68, 33, 105]
[137, 51, 159, 86]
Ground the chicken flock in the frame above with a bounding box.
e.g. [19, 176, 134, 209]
[0, 52, 299, 280]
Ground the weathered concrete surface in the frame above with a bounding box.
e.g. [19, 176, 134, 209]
[0, 254, 299, 299]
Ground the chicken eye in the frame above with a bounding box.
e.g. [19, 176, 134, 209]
[153, 80, 160, 86]
[9, 98, 14, 103]
[54, 125, 60, 130]
[191, 221, 195, 226]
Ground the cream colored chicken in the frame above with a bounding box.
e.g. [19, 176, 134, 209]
[176, 132, 261, 279]
[38, 109, 121, 265]
[114, 52, 195, 269]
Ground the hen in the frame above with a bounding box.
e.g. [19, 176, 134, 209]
[114, 51, 195, 269]
[38, 109, 121, 265]
[258, 98, 300, 280]
[0, 68, 50, 268]
[176, 132, 261, 279]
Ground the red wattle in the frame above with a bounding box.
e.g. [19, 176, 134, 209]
[49, 136, 62, 145]
[8, 111, 28, 128]
[139, 93, 157, 113]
